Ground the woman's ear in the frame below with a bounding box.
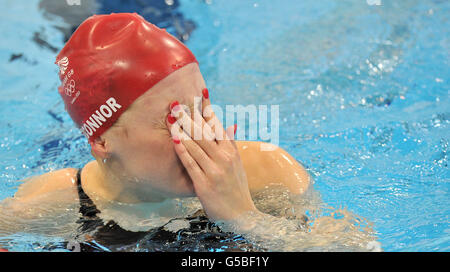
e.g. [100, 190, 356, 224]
[90, 136, 109, 160]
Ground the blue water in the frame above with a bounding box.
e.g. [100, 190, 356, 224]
[0, 0, 449, 251]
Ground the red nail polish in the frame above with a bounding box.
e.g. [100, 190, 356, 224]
[202, 88, 209, 99]
[234, 124, 237, 135]
[173, 136, 180, 144]
[170, 101, 179, 110]
[167, 114, 176, 124]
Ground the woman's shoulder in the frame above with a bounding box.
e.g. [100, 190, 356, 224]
[236, 141, 310, 194]
[13, 168, 80, 203]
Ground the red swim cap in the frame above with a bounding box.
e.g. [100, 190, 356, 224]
[55, 13, 197, 143]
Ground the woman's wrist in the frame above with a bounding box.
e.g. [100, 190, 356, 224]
[216, 208, 266, 233]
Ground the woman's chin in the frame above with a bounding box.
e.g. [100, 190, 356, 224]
[178, 173, 196, 197]
[166, 169, 196, 198]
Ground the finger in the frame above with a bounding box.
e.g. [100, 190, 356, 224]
[170, 101, 217, 157]
[201, 90, 236, 152]
[171, 134, 207, 188]
[201, 88, 213, 123]
[167, 111, 189, 140]
[171, 101, 210, 140]
[167, 113, 215, 173]
[201, 89, 222, 139]
[192, 96, 216, 142]
[201, 89, 231, 146]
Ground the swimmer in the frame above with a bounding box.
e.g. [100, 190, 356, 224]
[0, 13, 309, 250]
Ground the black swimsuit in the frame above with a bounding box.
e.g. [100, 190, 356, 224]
[75, 168, 149, 249]
[72, 168, 259, 252]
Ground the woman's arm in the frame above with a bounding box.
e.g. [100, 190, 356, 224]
[0, 169, 78, 236]
[10, 168, 78, 202]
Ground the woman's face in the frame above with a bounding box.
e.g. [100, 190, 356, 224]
[96, 63, 206, 199]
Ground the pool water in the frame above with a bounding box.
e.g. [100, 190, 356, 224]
[0, 0, 449, 251]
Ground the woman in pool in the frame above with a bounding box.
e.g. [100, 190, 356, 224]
[1, 13, 309, 250]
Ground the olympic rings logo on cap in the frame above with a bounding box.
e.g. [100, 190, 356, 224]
[65, 79, 76, 96]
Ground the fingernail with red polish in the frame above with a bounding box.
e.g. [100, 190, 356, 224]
[173, 136, 180, 144]
[167, 114, 176, 124]
[234, 124, 237, 135]
[202, 88, 209, 99]
[170, 101, 179, 111]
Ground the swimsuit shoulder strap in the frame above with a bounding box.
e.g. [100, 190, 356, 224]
[76, 167, 101, 218]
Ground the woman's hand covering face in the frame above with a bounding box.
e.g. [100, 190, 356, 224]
[166, 89, 257, 221]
